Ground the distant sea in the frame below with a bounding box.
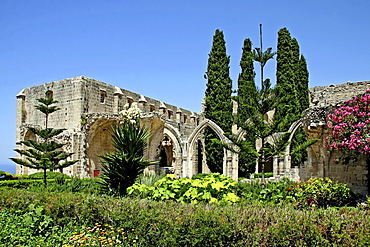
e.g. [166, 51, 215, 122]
[0, 164, 16, 174]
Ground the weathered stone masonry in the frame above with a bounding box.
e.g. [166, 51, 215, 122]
[15, 76, 238, 180]
[15, 76, 370, 194]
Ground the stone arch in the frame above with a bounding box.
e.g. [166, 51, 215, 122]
[85, 118, 118, 177]
[186, 119, 233, 178]
[285, 118, 305, 159]
[158, 123, 183, 176]
[271, 118, 306, 175]
[141, 115, 165, 174]
[45, 90, 53, 99]
[19, 129, 38, 175]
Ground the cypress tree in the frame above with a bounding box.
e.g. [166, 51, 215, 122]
[274, 27, 299, 132]
[204, 29, 233, 173]
[236, 38, 258, 176]
[237, 38, 257, 126]
[297, 54, 310, 111]
[290, 54, 310, 166]
[274, 28, 311, 167]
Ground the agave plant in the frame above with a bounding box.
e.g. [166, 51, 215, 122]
[99, 117, 156, 196]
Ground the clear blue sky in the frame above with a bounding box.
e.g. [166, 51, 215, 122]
[1, 0, 370, 172]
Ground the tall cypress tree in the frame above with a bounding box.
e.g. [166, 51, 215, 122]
[237, 38, 257, 126]
[204, 29, 233, 173]
[274, 27, 299, 132]
[274, 28, 311, 167]
[290, 54, 310, 166]
[236, 38, 258, 176]
[297, 54, 310, 112]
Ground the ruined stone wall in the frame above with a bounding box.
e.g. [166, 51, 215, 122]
[301, 81, 370, 194]
[15, 76, 202, 177]
[310, 81, 370, 107]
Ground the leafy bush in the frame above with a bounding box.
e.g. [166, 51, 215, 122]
[27, 177, 102, 194]
[0, 205, 78, 246]
[290, 177, 357, 208]
[235, 178, 296, 204]
[128, 173, 240, 204]
[0, 188, 370, 246]
[253, 172, 274, 178]
[0, 171, 14, 180]
[135, 173, 164, 187]
[0, 179, 44, 188]
[28, 171, 70, 180]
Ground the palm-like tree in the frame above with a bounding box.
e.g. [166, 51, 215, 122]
[99, 122, 156, 196]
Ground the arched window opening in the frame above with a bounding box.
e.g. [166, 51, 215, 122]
[46, 90, 53, 99]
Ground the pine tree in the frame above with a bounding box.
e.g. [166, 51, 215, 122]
[236, 38, 258, 176]
[204, 29, 233, 173]
[10, 97, 77, 185]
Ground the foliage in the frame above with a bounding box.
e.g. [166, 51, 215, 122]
[236, 38, 258, 177]
[0, 179, 44, 189]
[231, 77, 290, 186]
[274, 28, 310, 167]
[0, 206, 76, 246]
[64, 223, 140, 246]
[204, 29, 233, 173]
[274, 27, 300, 131]
[10, 97, 77, 185]
[28, 171, 70, 180]
[0, 171, 14, 180]
[253, 172, 274, 178]
[99, 103, 156, 196]
[235, 178, 357, 208]
[135, 173, 164, 187]
[127, 173, 240, 204]
[0, 177, 101, 194]
[1, 187, 370, 246]
[289, 178, 357, 208]
[325, 89, 370, 155]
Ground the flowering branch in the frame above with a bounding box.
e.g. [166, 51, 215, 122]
[325, 89, 370, 156]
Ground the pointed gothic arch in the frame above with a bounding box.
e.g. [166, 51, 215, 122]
[186, 119, 237, 179]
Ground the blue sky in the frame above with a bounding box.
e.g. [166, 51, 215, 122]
[1, 0, 370, 172]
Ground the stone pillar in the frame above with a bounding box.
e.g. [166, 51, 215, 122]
[113, 87, 124, 114]
[159, 101, 167, 115]
[138, 95, 147, 112]
[176, 107, 182, 122]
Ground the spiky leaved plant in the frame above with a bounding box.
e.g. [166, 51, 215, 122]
[98, 103, 156, 196]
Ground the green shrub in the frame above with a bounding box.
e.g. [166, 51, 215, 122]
[0, 188, 370, 246]
[253, 172, 274, 178]
[28, 171, 70, 180]
[128, 173, 240, 204]
[235, 178, 296, 204]
[291, 177, 357, 208]
[135, 173, 164, 187]
[0, 179, 44, 188]
[0, 171, 14, 180]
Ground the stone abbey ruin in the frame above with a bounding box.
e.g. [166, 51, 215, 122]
[15, 76, 370, 194]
